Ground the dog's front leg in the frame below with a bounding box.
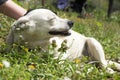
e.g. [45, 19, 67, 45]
[86, 38, 115, 73]
[86, 38, 107, 65]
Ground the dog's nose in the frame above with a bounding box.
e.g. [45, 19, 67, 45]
[67, 21, 74, 28]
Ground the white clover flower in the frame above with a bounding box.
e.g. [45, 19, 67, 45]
[64, 76, 71, 80]
[2, 60, 10, 68]
[87, 67, 94, 74]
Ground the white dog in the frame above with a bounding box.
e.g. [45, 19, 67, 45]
[6, 9, 120, 73]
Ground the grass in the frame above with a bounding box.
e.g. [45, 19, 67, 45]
[0, 0, 120, 80]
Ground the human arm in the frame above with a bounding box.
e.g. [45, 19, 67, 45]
[0, 0, 27, 19]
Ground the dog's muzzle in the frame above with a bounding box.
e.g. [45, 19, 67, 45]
[49, 21, 73, 36]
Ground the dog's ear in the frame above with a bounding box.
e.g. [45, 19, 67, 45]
[6, 17, 30, 45]
[6, 29, 14, 45]
[13, 16, 30, 31]
[13, 16, 36, 33]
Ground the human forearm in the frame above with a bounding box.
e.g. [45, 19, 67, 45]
[0, 0, 27, 19]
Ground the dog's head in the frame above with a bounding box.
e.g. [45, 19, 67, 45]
[13, 9, 73, 37]
[6, 9, 73, 44]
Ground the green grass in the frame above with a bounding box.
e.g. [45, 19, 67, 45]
[0, 0, 120, 80]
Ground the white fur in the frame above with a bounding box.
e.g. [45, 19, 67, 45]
[6, 9, 120, 73]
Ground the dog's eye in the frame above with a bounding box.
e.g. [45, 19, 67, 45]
[49, 18, 56, 23]
[49, 18, 55, 21]
[48, 18, 55, 26]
